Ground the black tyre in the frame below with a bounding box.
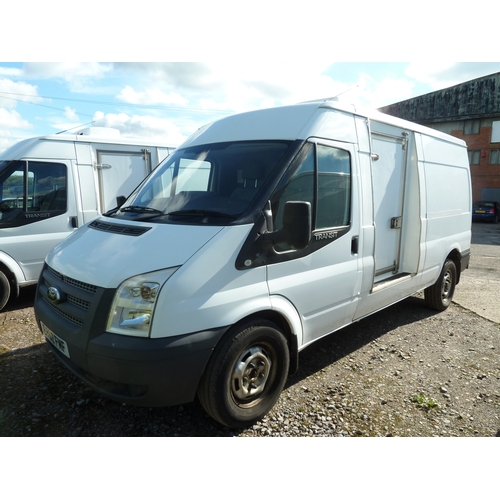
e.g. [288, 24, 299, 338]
[424, 259, 457, 311]
[197, 319, 290, 428]
[0, 271, 11, 311]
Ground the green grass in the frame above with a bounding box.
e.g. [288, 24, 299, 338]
[411, 393, 438, 410]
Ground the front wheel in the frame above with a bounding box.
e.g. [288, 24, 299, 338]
[424, 259, 457, 311]
[0, 271, 11, 311]
[197, 319, 290, 428]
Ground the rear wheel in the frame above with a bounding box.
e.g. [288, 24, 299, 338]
[0, 271, 11, 311]
[197, 319, 289, 428]
[424, 259, 457, 311]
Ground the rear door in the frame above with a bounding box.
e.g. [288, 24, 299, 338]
[96, 149, 152, 212]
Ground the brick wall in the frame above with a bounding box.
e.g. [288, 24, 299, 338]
[449, 125, 500, 202]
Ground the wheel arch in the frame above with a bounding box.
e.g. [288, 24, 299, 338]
[0, 260, 20, 299]
[215, 306, 301, 376]
[446, 248, 464, 284]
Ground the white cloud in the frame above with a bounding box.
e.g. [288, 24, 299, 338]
[345, 72, 415, 109]
[22, 62, 113, 93]
[0, 107, 33, 129]
[114, 62, 338, 114]
[92, 111, 188, 145]
[0, 78, 42, 108]
[117, 85, 187, 106]
[23, 62, 112, 80]
[64, 106, 79, 121]
[0, 108, 34, 152]
[405, 62, 500, 91]
[0, 67, 22, 77]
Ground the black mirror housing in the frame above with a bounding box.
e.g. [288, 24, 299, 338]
[264, 201, 311, 250]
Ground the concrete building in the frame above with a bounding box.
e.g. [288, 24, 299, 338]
[379, 72, 500, 203]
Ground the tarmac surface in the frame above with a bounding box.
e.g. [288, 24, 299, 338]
[453, 222, 500, 324]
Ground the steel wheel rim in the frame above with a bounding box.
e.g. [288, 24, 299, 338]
[441, 269, 453, 301]
[231, 344, 274, 406]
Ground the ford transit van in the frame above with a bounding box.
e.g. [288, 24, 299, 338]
[34, 100, 471, 428]
[0, 127, 175, 310]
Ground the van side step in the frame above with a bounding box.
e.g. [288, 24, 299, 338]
[371, 273, 412, 293]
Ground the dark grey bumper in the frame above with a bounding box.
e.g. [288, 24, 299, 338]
[34, 264, 228, 407]
[43, 326, 228, 407]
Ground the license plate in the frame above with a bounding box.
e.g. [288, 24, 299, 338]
[476, 210, 485, 213]
[41, 322, 70, 358]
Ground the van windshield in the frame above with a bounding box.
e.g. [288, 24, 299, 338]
[114, 141, 291, 223]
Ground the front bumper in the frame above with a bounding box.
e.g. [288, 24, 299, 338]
[34, 264, 228, 407]
[43, 325, 228, 407]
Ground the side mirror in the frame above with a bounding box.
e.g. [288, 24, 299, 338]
[264, 201, 311, 250]
[116, 195, 127, 208]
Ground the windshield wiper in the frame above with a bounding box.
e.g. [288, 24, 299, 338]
[166, 209, 237, 219]
[120, 205, 164, 215]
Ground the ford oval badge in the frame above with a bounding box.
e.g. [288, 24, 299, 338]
[47, 286, 61, 303]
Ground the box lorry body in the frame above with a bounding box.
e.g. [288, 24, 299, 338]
[34, 101, 471, 427]
[0, 127, 175, 310]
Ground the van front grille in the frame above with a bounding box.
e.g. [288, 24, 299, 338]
[42, 266, 98, 328]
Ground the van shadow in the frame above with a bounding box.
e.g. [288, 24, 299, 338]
[0, 295, 440, 437]
[284, 295, 438, 389]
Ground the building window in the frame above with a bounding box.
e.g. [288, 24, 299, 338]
[468, 150, 481, 165]
[464, 120, 480, 135]
[489, 149, 500, 165]
[492, 121, 500, 143]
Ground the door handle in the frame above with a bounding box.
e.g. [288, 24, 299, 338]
[351, 236, 359, 255]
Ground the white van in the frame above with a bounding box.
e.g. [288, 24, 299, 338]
[34, 101, 472, 428]
[0, 127, 175, 310]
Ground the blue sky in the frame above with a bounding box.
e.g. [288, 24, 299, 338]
[3, 61, 500, 153]
[2, 2, 499, 153]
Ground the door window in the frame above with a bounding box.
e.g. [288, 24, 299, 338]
[272, 142, 351, 251]
[0, 160, 67, 227]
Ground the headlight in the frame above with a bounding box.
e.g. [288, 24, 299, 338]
[106, 267, 179, 337]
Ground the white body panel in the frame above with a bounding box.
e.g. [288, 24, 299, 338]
[42, 102, 471, 353]
[0, 129, 175, 296]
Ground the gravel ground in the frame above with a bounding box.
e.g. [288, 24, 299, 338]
[1, 284, 499, 437]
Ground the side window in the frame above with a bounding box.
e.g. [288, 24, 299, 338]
[272, 142, 351, 251]
[316, 144, 350, 229]
[0, 164, 25, 210]
[274, 145, 315, 230]
[0, 161, 67, 227]
[30, 162, 67, 212]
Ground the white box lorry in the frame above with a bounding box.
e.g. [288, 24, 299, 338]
[0, 127, 175, 310]
[34, 101, 472, 428]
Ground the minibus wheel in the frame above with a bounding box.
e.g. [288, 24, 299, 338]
[197, 319, 289, 428]
[424, 259, 457, 311]
[0, 271, 10, 311]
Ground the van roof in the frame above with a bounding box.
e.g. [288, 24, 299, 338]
[181, 99, 466, 149]
[0, 129, 175, 161]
